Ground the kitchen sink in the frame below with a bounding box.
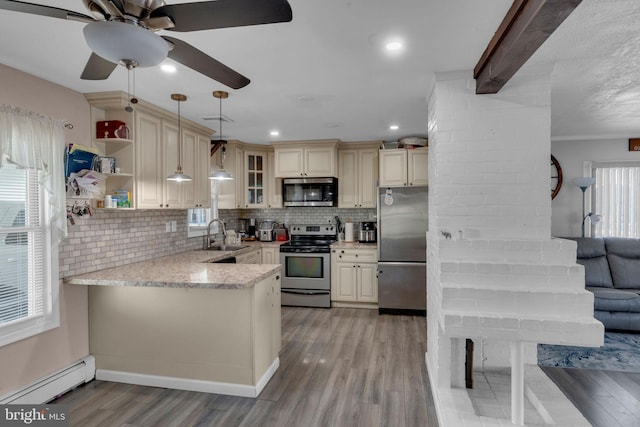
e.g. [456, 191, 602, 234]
[206, 245, 248, 252]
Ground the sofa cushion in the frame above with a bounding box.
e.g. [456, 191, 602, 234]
[587, 286, 640, 313]
[567, 238, 614, 288]
[604, 238, 640, 289]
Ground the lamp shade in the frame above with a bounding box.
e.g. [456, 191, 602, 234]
[83, 21, 169, 67]
[209, 169, 233, 180]
[167, 170, 193, 182]
[573, 177, 596, 189]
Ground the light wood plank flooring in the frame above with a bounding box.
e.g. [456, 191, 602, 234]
[53, 306, 640, 426]
[53, 307, 439, 427]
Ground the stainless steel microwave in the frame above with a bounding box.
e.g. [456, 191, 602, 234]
[282, 177, 338, 207]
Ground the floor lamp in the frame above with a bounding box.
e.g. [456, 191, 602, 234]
[573, 177, 601, 237]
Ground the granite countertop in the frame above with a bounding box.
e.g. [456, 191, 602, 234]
[331, 241, 378, 249]
[64, 248, 281, 290]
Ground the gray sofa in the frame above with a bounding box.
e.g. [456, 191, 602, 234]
[568, 237, 640, 331]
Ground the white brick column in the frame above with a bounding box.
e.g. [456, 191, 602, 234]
[425, 69, 603, 426]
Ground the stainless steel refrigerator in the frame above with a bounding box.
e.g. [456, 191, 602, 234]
[377, 186, 428, 314]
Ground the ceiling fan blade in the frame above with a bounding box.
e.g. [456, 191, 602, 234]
[163, 36, 250, 89]
[0, 0, 93, 22]
[80, 53, 118, 80]
[152, 0, 292, 32]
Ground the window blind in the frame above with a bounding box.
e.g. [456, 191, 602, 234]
[0, 165, 46, 325]
[594, 166, 640, 238]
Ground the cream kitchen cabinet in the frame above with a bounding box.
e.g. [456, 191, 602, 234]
[137, 117, 209, 209]
[86, 91, 213, 210]
[213, 141, 244, 209]
[273, 140, 339, 178]
[338, 142, 380, 208]
[379, 147, 428, 187]
[266, 151, 282, 208]
[85, 92, 136, 207]
[261, 246, 280, 264]
[236, 248, 262, 264]
[331, 248, 378, 307]
[194, 133, 212, 208]
[243, 149, 268, 209]
[214, 142, 281, 210]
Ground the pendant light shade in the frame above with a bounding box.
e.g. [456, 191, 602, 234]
[210, 90, 234, 181]
[167, 93, 192, 182]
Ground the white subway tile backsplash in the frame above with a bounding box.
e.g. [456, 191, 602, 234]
[60, 207, 375, 278]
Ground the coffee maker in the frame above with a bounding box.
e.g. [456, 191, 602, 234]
[248, 218, 256, 238]
[358, 221, 377, 243]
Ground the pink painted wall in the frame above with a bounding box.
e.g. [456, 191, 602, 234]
[0, 63, 90, 397]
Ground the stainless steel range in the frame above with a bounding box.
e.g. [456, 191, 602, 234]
[279, 224, 337, 308]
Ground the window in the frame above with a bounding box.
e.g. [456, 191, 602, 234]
[593, 163, 640, 238]
[0, 163, 58, 346]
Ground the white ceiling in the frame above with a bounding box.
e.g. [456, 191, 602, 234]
[1, 0, 637, 144]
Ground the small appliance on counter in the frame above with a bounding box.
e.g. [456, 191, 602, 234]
[258, 220, 275, 241]
[274, 224, 289, 241]
[344, 221, 354, 242]
[248, 218, 256, 238]
[358, 221, 377, 243]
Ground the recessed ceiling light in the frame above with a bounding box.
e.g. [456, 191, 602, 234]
[385, 40, 403, 51]
[161, 63, 176, 73]
[270, 130, 280, 137]
[389, 125, 399, 130]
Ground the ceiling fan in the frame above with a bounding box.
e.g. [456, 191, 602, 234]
[0, 0, 293, 89]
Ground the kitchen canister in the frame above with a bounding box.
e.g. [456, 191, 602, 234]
[344, 221, 354, 242]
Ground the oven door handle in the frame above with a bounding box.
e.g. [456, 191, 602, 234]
[281, 289, 330, 296]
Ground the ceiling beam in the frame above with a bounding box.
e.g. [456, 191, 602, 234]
[474, 0, 582, 94]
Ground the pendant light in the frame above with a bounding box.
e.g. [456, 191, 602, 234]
[209, 90, 234, 181]
[167, 93, 192, 182]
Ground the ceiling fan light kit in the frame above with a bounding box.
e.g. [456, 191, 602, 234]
[0, 0, 293, 86]
[83, 21, 169, 67]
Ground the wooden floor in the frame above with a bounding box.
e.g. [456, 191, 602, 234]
[53, 306, 640, 427]
[54, 307, 439, 427]
[542, 366, 640, 427]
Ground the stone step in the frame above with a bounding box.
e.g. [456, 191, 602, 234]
[441, 286, 595, 319]
[441, 311, 604, 347]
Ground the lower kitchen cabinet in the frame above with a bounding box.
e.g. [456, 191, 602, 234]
[261, 246, 279, 264]
[237, 248, 262, 264]
[331, 247, 378, 308]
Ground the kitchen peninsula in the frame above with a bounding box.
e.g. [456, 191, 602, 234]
[64, 249, 281, 398]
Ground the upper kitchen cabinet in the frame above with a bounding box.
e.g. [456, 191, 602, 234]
[194, 133, 212, 208]
[379, 147, 428, 187]
[213, 142, 281, 209]
[85, 92, 135, 207]
[244, 149, 268, 209]
[86, 91, 213, 210]
[266, 151, 282, 209]
[338, 141, 380, 208]
[212, 141, 244, 209]
[272, 140, 339, 178]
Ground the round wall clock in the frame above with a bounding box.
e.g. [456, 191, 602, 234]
[550, 154, 563, 200]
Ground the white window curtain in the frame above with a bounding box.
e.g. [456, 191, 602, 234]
[594, 165, 640, 238]
[0, 105, 67, 240]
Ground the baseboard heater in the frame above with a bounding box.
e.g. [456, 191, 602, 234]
[0, 355, 95, 404]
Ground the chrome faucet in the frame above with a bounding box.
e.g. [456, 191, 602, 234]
[206, 218, 227, 249]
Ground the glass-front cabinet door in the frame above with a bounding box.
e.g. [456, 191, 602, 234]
[245, 151, 266, 208]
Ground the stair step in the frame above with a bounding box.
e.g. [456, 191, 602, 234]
[441, 311, 604, 347]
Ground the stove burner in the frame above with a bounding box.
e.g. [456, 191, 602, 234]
[280, 223, 337, 253]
